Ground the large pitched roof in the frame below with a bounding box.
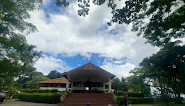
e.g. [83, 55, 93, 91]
[67, 62, 116, 82]
[68, 62, 115, 76]
[40, 77, 67, 84]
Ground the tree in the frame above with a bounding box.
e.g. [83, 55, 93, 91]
[138, 43, 185, 103]
[25, 75, 49, 89]
[16, 71, 44, 89]
[47, 70, 62, 79]
[112, 77, 128, 92]
[126, 68, 151, 97]
[56, 0, 185, 47]
[0, 0, 42, 90]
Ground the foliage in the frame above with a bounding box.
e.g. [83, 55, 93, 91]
[126, 69, 151, 97]
[112, 77, 128, 91]
[0, 96, 5, 103]
[7, 87, 18, 98]
[116, 96, 125, 105]
[115, 91, 144, 97]
[111, 93, 117, 103]
[60, 91, 68, 102]
[128, 97, 153, 104]
[20, 89, 58, 93]
[25, 75, 49, 89]
[47, 70, 62, 79]
[55, 0, 185, 46]
[18, 93, 61, 104]
[0, 0, 42, 90]
[115, 90, 124, 96]
[16, 71, 44, 89]
[131, 43, 185, 103]
[116, 96, 153, 105]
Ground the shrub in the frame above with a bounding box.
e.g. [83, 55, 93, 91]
[18, 93, 61, 103]
[115, 90, 124, 96]
[60, 91, 68, 102]
[129, 97, 153, 104]
[111, 93, 118, 103]
[116, 96, 153, 105]
[8, 87, 18, 98]
[116, 96, 125, 105]
[20, 89, 58, 93]
[115, 91, 144, 97]
[126, 92, 144, 97]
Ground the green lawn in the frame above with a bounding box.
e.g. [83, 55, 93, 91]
[131, 104, 155, 106]
[131, 104, 185, 106]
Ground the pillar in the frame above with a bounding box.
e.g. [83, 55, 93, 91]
[108, 79, 111, 93]
[71, 81, 73, 91]
[66, 75, 69, 91]
[103, 82, 105, 92]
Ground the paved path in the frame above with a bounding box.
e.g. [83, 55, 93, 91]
[0, 99, 58, 106]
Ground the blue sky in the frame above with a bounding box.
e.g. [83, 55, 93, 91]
[26, 0, 159, 78]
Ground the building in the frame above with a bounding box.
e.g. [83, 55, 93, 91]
[40, 77, 70, 91]
[39, 62, 115, 93]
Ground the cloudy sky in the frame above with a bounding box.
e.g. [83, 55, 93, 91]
[26, 0, 159, 78]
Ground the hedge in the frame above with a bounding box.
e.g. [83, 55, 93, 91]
[129, 97, 153, 104]
[18, 93, 61, 103]
[20, 89, 58, 93]
[116, 96, 153, 105]
[115, 90, 144, 97]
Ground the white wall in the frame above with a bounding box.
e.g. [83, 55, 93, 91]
[40, 87, 66, 91]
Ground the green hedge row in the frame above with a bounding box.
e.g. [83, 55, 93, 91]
[129, 97, 153, 104]
[116, 96, 153, 105]
[18, 93, 61, 104]
[20, 89, 58, 93]
[115, 90, 144, 97]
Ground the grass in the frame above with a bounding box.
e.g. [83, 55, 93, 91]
[131, 104, 185, 106]
[131, 104, 155, 106]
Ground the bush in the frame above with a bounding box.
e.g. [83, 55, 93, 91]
[126, 92, 144, 97]
[18, 93, 61, 103]
[8, 87, 18, 98]
[116, 96, 153, 105]
[116, 96, 125, 105]
[129, 97, 153, 104]
[115, 90, 124, 96]
[20, 89, 58, 93]
[115, 91, 144, 97]
[60, 91, 68, 102]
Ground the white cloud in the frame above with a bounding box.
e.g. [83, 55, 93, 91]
[42, 0, 51, 6]
[101, 60, 136, 78]
[26, 1, 159, 76]
[34, 55, 71, 75]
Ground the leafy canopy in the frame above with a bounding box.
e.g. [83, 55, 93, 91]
[112, 77, 128, 92]
[56, 0, 185, 47]
[132, 43, 185, 103]
[25, 75, 49, 89]
[47, 70, 62, 79]
[0, 0, 42, 90]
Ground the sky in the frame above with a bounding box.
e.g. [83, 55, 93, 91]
[26, 0, 159, 78]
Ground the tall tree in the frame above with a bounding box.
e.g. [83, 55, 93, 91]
[16, 71, 44, 89]
[112, 77, 128, 92]
[0, 0, 42, 90]
[139, 43, 185, 103]
[126, 68, 151, 97]
[47, 70, 62, 79]
[25, 75, 49, 89]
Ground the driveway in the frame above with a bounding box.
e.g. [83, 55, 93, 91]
[1, 99, 58, 106]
